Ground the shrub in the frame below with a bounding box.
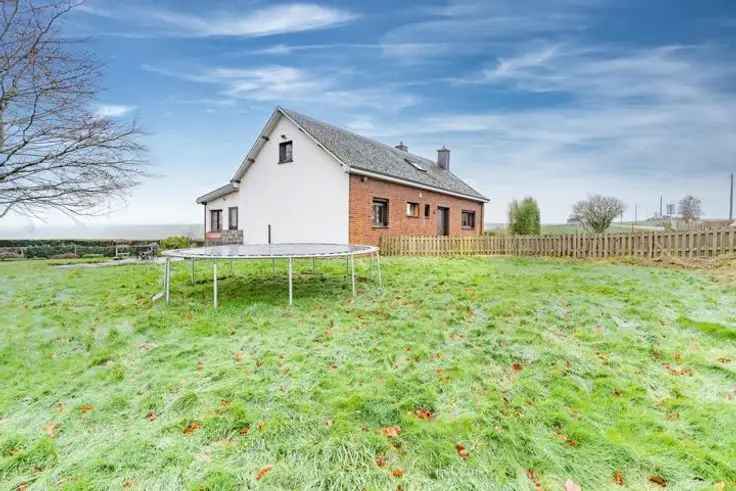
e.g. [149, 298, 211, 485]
[571, 195, 625, 233]
[159, 236, 190, 250]
[508, 197, 541, 235]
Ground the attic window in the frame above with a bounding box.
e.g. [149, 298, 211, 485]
[404, 158, 426, 172]
[279, 141, 293, 163]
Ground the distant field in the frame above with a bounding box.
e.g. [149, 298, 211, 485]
[1, 257, 734, 489]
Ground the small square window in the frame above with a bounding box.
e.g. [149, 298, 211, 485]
[406, 202, 419, 217]
[372, 198, 389, 227]
[279, 141, 293, 163]
[461, 210, 476, 229]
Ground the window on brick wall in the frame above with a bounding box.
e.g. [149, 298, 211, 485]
[210, 209, 222, 232]
[406, 202, 419, 217]
[228, 207, 238, 230]
[372, 198, 389, 227]
[461, 210, 476, 229]
[424, 204, 430, 217]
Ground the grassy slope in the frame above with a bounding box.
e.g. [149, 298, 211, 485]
[1, 257, 735, 490]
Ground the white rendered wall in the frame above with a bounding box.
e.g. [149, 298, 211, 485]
[236, 116, 349, 243]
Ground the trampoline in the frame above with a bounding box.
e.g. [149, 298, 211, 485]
[161, 243, 381, 307]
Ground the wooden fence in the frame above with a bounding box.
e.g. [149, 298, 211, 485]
[380, 228, 736, 258]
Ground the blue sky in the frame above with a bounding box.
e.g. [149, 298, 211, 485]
[6, 0, 736, 229]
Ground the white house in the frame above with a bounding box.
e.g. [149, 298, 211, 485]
[197, 107, 488, 245]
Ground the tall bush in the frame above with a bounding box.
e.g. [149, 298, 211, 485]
[508, 197, 541, 235]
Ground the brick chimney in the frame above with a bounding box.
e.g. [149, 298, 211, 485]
[395, 141, 408, 152]
[437, 146, 450, 170]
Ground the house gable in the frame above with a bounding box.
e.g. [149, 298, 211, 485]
[235, 111, 349, 243]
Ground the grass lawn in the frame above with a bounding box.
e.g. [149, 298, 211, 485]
[1, 256, 735, 490]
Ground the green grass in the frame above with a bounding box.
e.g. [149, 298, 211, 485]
[1, 257, 735, 490]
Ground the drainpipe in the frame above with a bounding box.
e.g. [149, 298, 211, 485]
[202, 203, 207, 243]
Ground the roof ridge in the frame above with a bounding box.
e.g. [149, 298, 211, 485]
[280, 107, 439, 168]
[277, 106, 488, 202]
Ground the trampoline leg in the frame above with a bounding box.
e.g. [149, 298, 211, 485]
[376, 251, 383, 290]
[191, 259, 195, 285]
[350, 254, 356, 297]
[288, 257, 293, 305]
[213, 262, 218, 309]
[165, 258, 171, 304]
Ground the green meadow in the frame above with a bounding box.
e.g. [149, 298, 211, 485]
[1, 257, 734, 490]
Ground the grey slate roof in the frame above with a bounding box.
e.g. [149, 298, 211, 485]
[280, 108, 488, 202]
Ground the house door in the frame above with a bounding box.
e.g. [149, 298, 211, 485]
[437, 206, 449, 236]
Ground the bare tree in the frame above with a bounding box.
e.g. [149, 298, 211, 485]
[571, 195, 626, 233]
[0, 1, 146, 220]
[677, 195, 702, 224]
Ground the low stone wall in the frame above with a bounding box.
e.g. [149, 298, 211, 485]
[205, 229, 243, 246]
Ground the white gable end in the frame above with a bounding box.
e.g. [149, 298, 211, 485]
[237, 114, 349, 243]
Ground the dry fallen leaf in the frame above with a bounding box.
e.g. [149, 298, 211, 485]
[16, 482, 29, 491]
[455, 443, 470, 460]
[44, 422, 59, 438]
[375, 454, 387, 468]
[414, 408, 433, 420]
[564, 479, 581, 491]
[79, 403, 94, 414]
[613, 469, 624, 486]
[196, 360, 204, 371]
[145, 410, 157, 422]
[256, 464, 273, 480]
[648, 475, 667, 487]
[391, 468, 404, 478]
[256, 420, 266, 431]
[122, 479, 135, 489]
[233, 351, 243, 362]
[381, 426, 401, 438]
[512, 362, 523, 372]
[183, 421, 202, 435]
[239, 425, 251, 436]
[526, 469, 543, 491]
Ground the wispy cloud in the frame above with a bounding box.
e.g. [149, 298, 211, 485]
[142, 64, 419, 111]
[94, 104, 136, 118]
[78, 2, 358, 38]
[380, 0, 592, 62]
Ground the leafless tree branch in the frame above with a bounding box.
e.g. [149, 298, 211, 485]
[0, 0, 148, 219]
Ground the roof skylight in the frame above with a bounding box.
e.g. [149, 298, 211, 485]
[405, 158, 427, 172]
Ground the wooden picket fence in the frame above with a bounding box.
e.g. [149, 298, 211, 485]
[380, 228, 736, 258]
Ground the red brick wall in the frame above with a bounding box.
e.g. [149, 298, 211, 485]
[349, 174, 484, 245]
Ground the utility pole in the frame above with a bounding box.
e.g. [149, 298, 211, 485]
[730, 173, 734, 221]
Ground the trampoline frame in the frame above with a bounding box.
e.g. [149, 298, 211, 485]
[160, 243, 381, 307]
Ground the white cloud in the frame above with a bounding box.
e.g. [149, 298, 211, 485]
[352, 43, 736, 220]
[142, 64, 419, 111]
[79, 2, 358, 38]
[380, 0, 591, 62]
[94, 104, 135, 118]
